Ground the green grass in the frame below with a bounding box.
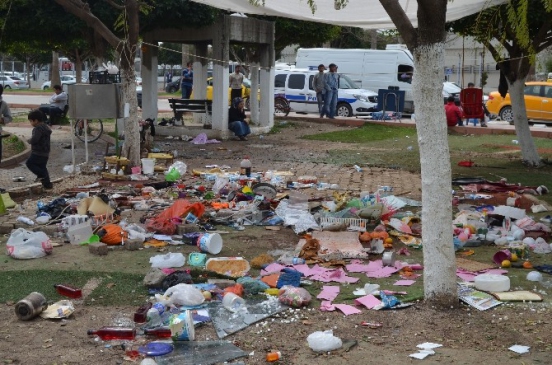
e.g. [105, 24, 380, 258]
[0, 270, 147, 306]
[302, 123, 552, 205]
[269, 120, 297, 134]
[4, 134, 25, 153]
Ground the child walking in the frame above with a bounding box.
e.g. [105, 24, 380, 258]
[26, 110, 53, 190]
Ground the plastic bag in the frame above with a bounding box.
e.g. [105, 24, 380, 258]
[146, 199, 205, 235]
[278, 285, 311, 308]
[156, 283, 205, 307]
[165, 168, 181, 182]
[212, 176, 229, 195]
[6, 228, 53, 259]
[167, 161, 187, 176]
[307, 330, 342, 352]
[149, 252, 186, 268]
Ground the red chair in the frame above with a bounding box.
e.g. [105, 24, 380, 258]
[460, 88, 484, 126]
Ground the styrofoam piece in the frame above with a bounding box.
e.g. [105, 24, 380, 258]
[319, 217, 369, 231]
[474, 274, 510, 292]
[492, 205, 526, 220]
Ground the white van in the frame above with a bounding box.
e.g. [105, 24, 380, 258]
[275, 68, 378, 117]
[296, 45, 415, 112]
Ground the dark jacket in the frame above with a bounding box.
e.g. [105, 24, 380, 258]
[228, 107, 246, 123]
[29, 122, 52, 157]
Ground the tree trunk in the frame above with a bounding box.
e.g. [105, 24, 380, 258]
[508, 79, 541, 166]
[74, 51, 83, 83]
[51, 51, 60, 87]
[412, 43, 457, 308]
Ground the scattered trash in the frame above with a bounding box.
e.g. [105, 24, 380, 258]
[307, 330, 343, 352]
[40, 300, 75, 319]
[149, 253, 186, 268]
[7, 229, 53, 259]
[15, 292, 48, 320]
[508, 344, 530, 354]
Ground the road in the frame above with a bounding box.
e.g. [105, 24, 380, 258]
[4, 93, 552, 132]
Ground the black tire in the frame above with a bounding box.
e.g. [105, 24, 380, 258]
[499, 106, 514, 124]
[167, 86, 177, 93]
[244, 97, 251, 111]
[4, 85, 11, 89]
[274, 97, 290, 117]
[43, 86, 49, 90]
[336, 103, 353, 117]
[74, 119, 104, 143]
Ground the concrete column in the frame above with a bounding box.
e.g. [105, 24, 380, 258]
[141, 42, 158, 120]
[211, 20, 230, 138]
[193, 44, 209, 125]
[259, 44, 274, 129]
[250, 63, 260, 124]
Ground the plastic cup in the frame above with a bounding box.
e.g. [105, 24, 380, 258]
[141, 158, 156, 175]
[222, 293, 245, 312]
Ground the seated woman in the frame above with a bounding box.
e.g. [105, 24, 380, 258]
[228, 97, 251, 141]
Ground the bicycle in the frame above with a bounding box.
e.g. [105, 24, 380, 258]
[274, 94, 291, 117]
[74, 118, 104, 143]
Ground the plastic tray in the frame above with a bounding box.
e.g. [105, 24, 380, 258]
[205, 257, 250, 277]
[319, 217, 369, 231]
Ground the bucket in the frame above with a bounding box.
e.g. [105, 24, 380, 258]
[169, 310, 195, 341]
[141, 158, 156, 175]
[492, 249, 511, 265]
[197, 233, 223, 255]
[15, 292, 48, 321]
[131, 166, 141, 174]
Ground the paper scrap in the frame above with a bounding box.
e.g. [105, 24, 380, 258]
[417, 342, 443, 350]
[317, 286, 340, 301]
[320, 301, 336, 312]
[409, 349, 436, 359]
[333, 304, 362, 315]
[508, 345, 530, 354]
[393, 279, 416, 286]
[366, 266, 399, 278]
[261, 263, 285, 276]
[354, 294, 382, 309]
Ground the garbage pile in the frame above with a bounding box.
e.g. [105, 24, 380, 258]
[4, 156, 552, 363]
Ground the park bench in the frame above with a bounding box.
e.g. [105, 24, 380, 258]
[168, 98, 212, 126]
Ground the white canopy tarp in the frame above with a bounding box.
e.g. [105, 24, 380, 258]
[191, 0, 505, 29]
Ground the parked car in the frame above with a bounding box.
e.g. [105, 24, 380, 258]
[42, 75, 83, 90]
[165, 77, 181, 93]
[485, 81, 552, 125]
[274, 69, 377, 117]
[0, 75, 30, 89]
[442, 82, 462, 103]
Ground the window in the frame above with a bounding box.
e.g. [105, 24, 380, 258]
[274, 74, 287, 88]
[308, 75, 314, 90]
[288, 74, 305, 89]
[339, 74, 359, 89]
[545, 86, 552, 98]
[397, 64, 414, 83]
[524, 85, 541, 96]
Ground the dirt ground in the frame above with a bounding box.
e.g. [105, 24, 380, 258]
[1, 120, 551, 364]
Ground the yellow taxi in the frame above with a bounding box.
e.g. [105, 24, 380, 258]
[191, 77, 251, 103]
[486, 81, 552, 124]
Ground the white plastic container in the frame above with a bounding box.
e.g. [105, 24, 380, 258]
[141, 158, 156, 175]
[474, 274, 510, 292]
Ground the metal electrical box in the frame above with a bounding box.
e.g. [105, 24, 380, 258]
[68, 84, 124, 119]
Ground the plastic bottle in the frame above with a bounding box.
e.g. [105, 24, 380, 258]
[143, 327, 172, 338]
[266, 351, 281, 362]
[279, 255, 306, 265]
[87, 327, 136, 340]
[240, 156, 252, 177]
[146, 303, 166, 327]
[54, 284, 82, 299]
[353, 165, 362, 172]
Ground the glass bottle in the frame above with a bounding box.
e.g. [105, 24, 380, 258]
[87, 327, 136, 340]
[54, 284, 82, 299]
[133, 302, 152, 323]
[143, 327, 172, 338]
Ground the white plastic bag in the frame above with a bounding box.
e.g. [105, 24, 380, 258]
[307, 330, 343, 352]
[6, 228, 53, 259]
[212, 176, 229, 195]
[156, 283, 205, 307]
[149, 252, 186, 268]
[167, 161, 187, 176]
